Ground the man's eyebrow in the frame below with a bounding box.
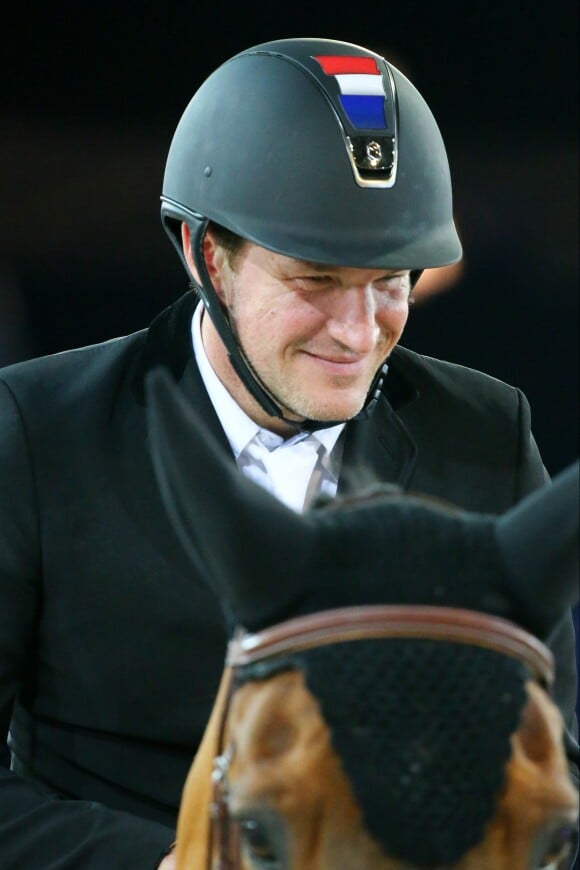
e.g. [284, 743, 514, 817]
[293, 260, 335, 272]
[295, 260, 408, 276]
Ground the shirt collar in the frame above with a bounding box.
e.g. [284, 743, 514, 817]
[191, 302, 344, 457]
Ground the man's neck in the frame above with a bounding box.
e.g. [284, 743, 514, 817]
[199, 307, 304, 438]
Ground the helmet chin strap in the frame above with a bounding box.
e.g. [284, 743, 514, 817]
[189, 216, 390, 433]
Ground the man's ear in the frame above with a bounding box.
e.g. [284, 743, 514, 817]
[181, 222, 228, 302]
[180, 222, 198, 280]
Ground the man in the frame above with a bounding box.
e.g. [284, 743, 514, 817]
[0, 37, 577, 869]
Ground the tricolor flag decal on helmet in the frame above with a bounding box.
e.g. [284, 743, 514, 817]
[314, 55, 388, 130]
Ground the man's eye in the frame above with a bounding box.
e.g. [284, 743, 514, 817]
[377, 275, 410, 293]
[298, 275, 331, 286]
[239, 818, 282, 869]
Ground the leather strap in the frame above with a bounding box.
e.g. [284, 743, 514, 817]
[227, 605, 554, 686]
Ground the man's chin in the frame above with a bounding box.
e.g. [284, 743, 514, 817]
[281, 395, 366, 425]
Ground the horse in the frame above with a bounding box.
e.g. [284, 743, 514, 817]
[146, 369, 579, 870]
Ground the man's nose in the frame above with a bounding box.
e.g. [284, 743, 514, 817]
[326, 286, 380, 352]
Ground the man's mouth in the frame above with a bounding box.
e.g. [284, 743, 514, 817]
[301, 351, 368, 376]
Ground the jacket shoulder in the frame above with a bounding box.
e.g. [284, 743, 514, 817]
[0, 331, 147, 411]
[390, 345, 521, 405]
[0, 290, 196, 426]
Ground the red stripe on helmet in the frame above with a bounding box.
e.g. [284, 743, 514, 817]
[313, 55, 380, 75]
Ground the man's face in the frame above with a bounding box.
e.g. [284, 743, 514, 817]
[183, 223, 413, 429]
[209, 240, 411, 425]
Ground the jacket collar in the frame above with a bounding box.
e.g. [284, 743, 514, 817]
[133, 289, 198, 402]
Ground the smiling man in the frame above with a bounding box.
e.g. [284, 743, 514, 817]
[0, 36, 577, 870]
[184, 225, 412, 433]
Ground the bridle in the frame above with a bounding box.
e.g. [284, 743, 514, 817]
[207, 605, 554, 869]
[205, 604, 554, 870]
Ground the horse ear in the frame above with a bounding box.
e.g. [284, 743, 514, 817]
[145, 367, 318, 630]
[495, 461, 579, 639]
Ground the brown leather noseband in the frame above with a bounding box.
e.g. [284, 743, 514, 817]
[206, 604, 554, 869]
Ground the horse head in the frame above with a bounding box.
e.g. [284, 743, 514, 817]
[146, 368, 579, 870]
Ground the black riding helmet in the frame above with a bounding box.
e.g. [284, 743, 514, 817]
[160, 37, 463, 429]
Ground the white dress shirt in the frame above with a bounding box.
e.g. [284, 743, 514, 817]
[191, 303, 345, 512]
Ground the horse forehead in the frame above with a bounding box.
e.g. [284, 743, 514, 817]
[228, 670, 327, 762]
[227, 671, 399, 867]
[226, 669, 361, 843]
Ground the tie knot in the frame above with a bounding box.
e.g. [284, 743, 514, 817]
[255, 429, 323, 456]
[243, 431, 323, 512]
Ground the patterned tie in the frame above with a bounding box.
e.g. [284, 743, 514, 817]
[240, 431, 324, 513]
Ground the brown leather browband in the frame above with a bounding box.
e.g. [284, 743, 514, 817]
[226, 604, 554, 687]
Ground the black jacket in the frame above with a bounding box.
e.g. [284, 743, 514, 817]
[0, 291, 577, 868]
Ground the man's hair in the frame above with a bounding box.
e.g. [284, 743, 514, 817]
[208, 221, 247, 268]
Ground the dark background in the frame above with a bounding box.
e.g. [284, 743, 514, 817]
[0, 0, 578, 474]
[1, 0, 578, 840]
[1, 2, 577, 477]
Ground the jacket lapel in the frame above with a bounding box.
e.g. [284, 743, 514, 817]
[113, 291, 234, 576]
[132, 289, 232, 452]
[340, 396, 417, 494]
[132, 289, 198, 404]
[339, 353, 419, 494]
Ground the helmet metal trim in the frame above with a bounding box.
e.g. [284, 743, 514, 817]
[310, 54, 399, 188]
